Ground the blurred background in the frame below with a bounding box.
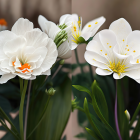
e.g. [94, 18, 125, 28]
[0, 0, 140, 140]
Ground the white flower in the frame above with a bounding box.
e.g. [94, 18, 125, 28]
[84, 28, 140, 82]
[0, 18, 58, 84]
[38, 15, 72, 59]
[62, 14, 106, 50]
[0, 19, 7, 31]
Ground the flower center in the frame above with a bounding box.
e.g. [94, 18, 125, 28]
[12, 61, 32, 73]
[0, 19, 7, 26]
[108, 61, 127, 76]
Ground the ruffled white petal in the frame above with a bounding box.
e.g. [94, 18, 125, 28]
[0, 74, 16, 84]
[12, 18, 33, 36]
[41, 39, 58, 71]
[25, 28, 48, 49]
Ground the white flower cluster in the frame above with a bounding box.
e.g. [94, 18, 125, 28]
[85, 18, 140, 83]
[2, 14, 139, 84]
[0, 14, 105, 84]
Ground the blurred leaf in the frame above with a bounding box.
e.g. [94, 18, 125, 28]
[72, 85, 91, 95]
[61, 135, 66, 140]
[27, 77, 71, 140]
[85, 127, 101, 140]
[0, 82, 20, 99]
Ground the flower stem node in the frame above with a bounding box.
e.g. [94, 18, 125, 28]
[125, 110, 130, 120]
[59, 59, 65, 65]
[47, 88, 56, 96]
[54, 30, 68, 48]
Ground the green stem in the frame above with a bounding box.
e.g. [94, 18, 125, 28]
[27, 95, 51, 139]
[88, 64, 94, 82]
[77, 106, 85, 113]
[74, 49, 84, 73]
[19, 80, 28, 140]
[19, 78, 23, 96]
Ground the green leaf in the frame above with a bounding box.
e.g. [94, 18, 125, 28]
[91, 80, 119, 140]
[27, 77, 71, 140]
[72, 85, 91, 95]
[91, 80, 108, 122]
[84, 98, 104, 139]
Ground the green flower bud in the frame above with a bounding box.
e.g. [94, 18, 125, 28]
[54, 30, 68, 48]
[125, 110, 130, 120]
[47, 88, 56, 96]
[71, 97, 79, 112]
[59, 59, 65, 65]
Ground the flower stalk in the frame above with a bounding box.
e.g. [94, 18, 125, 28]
[24, 80, 32, 140]
[115, 80, 122, 140]
[19, 79, 28, 140]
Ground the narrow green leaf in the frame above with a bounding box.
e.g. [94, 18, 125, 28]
[91, 80, 108, 122]
[84, 98, 104, 139]
[91, 80, 119, 140]
[72, 85, 91, 95]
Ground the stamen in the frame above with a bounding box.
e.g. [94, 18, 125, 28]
[95, 22, 98, 24]
[88, 25, 91, 27]
[136, 59, 139, 63]
[108, 61, 127, 76]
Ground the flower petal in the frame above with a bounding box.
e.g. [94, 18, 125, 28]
[3, 36, 26, 57]
[12, 18, 33, 36]
[41, 38, 58, 71]
[82, 16, 106, 41]
[84, 51, 109, 69]
[25, 28, 48, 49]
[113, 73, 125, 79]
[125, 30, 140, 58]
[96, 68, 113, 76]
[0, 74, 16, 84]
[38, 15, 60, 40]
[58, 41, 71, 59]
[109, 18, 132, 46]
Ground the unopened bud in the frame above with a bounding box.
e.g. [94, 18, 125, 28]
[71, 97, 79, 112]
[125, 110, 130, 120]
[58, 23, 67, 30]
[47, 88, 56, 96]
[54, 30, 68, 48]
[59, 59, 65, 65]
